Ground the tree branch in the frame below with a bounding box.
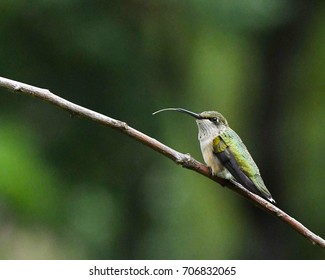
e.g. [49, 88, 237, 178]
[0, 76, 324, 249]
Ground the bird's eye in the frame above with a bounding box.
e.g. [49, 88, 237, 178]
[210, 117, 219, 123]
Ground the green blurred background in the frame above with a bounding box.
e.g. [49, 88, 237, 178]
[0, 0, 324, 259]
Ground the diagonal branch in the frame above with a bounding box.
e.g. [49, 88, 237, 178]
[0, 76, 324, 249]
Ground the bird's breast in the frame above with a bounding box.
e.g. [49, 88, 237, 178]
[199, 136, 223, 175]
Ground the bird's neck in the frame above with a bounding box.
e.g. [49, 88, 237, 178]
[198, 125, 226, 143]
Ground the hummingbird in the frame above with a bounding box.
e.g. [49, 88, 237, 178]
[153, 108, 275, 203]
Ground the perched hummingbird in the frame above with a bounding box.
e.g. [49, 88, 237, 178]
[153, 108, 275, 203]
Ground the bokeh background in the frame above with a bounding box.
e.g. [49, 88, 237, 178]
[0, 0, 324, 259]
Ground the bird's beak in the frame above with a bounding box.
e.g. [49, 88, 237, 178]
[152, 108, 202, 119]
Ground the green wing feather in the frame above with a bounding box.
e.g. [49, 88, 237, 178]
[216, 128, 274, 201]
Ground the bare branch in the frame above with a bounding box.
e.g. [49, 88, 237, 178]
[0, 76, 324, 249]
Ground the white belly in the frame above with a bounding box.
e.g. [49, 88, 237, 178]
[199, 137, 233, 179]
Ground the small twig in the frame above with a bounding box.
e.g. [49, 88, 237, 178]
[0, 76, 324, 249]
